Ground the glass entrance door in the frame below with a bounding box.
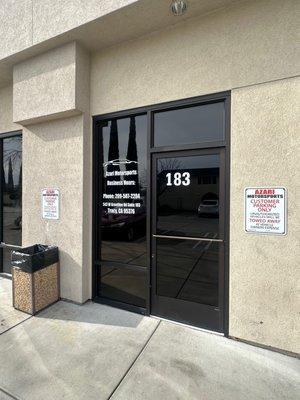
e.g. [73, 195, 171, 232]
[151, 149, 225, 332]
[0, 133, 22, 274]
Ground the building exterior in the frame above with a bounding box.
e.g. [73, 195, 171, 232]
[0, 0, 299, 355]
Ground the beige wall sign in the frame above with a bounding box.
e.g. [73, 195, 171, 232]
[42, 188, 60, 220]
[245, 187, 286, 235]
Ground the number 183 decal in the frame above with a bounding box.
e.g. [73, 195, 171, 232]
[166, 172, 191, 186]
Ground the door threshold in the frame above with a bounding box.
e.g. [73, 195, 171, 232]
[0, 272, 12, 280]
[151, 315, 224, 337]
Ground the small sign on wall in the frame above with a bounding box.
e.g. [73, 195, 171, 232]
[245, 187, 286, 235]
[42, 188, 60, 220]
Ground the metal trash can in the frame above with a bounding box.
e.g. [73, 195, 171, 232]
[11, 244, 59, 315]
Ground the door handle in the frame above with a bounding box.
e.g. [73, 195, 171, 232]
[152, 234, 223, 243]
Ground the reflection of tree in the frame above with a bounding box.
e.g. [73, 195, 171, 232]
[157, 158, 182, 198]
[157, 158, 182, 174]
[126, 117, 138, 163]
[201, 192, 218, 202]
[7, 157, 14, 192]
[107, 119, 120, 166]
[106, 119, 120, 194]
[3, 137, 22, 167]
[139, 168, 147, 190]
[18, 164, 22, 206]
[126, 116, 139, 193]
[3, 137, 22, 205]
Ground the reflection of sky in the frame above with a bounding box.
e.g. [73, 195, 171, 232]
[154, 102, 225, 147]
[158, 155, 219, 172]
[102, 111, 221, 183]
[102, 115, 147, 185]
[3, 137, 22, 185]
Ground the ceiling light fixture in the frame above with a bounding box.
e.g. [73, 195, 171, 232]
[170, 0, 188, 16]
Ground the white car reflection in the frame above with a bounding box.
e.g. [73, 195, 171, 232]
[103, 159, 138, 167]
[198, 199, 219, 217]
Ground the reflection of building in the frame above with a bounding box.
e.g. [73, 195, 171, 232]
[2, 155, 22, 207]
[158, 168, 219, 212]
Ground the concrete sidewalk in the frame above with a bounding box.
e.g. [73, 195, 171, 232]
[0, 277, 299, 400]
[0, 277, 31, 334]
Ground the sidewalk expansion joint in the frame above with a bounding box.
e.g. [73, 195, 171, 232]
[0, 315, 33, 336]
[107, 320, 161, 400]
[0, 386, 22, 400]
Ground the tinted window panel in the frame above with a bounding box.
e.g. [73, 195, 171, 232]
[154, 102, 225, 147]
[100, 115, 148, 267]
[97, 114, 148, 308]
[100, 266, 147, 307]
[2, 136, 22, 273]
[156, 238, 219, 307]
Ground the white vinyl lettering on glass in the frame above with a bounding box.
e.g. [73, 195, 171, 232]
[166, 172, 191, 186]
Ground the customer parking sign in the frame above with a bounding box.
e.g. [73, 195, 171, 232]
[245, 187, 286, 235]
[42, 188, 60, 220]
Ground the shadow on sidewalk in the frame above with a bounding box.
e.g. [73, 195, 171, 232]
[35, 299, 144, 329]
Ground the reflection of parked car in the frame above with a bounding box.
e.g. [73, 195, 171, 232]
[103, 159, 138, 167]
[198, 199, 219, 217]
[101, 208, 146, 241]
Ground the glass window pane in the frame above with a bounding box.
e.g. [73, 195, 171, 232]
[99, 115, 148, 267]
[156, 154, 220, 238]
[99, 265, 147, 308]
[2, 136, 22, 273]
[97, 114, 148, 308]
[154, 102, 225, 147]
[156, 238, 219, 307]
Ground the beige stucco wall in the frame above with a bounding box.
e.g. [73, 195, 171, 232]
[17, 42, 91, 303]
[0, 0, 32, 60]
[0, 85, 20, 133]
[1, 41, 92, 303]
[31, 0, 137, 46]
[91, 0, 299, 115]
[13, 42, 89, 125]
[0, 0, 137, 60]
[0, 83, 91, 302]
[22, 115, 85, 303]
[230, 77, 300, 354]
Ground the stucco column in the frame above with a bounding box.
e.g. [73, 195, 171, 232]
[229, 77, 300, 354]
[13, 42, 91, 303]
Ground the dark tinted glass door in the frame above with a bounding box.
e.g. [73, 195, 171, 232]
[0, 134, 22, 273]
[152, 149, 225, 332]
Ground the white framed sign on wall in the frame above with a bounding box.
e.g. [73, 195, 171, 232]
[245, 187, 287, 235]
[42, 188, 60, 220]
